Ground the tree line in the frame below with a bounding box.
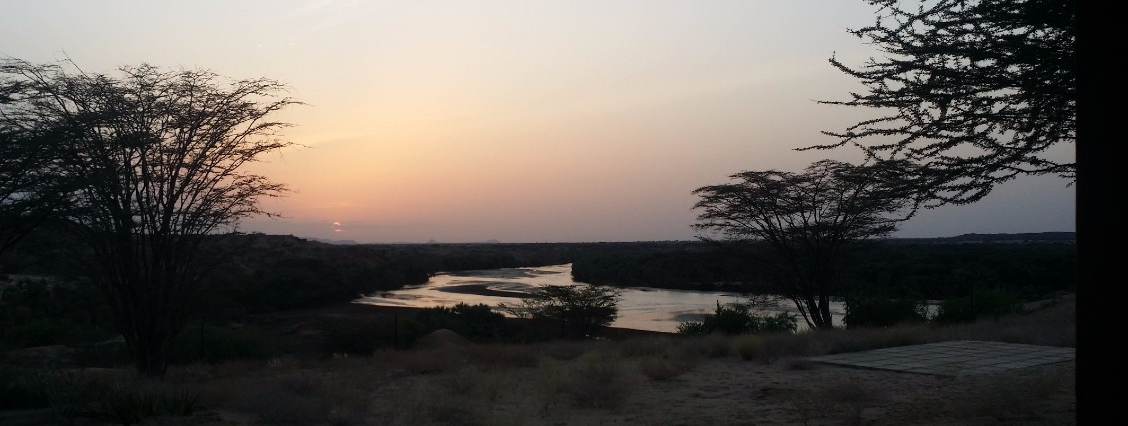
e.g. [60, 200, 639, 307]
[572, 239, 1074, 300]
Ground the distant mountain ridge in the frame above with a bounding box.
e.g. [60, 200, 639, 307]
[306, 237, 360, 245]
[298, 232, 1075, 245]
[904, 232, 1075, 243]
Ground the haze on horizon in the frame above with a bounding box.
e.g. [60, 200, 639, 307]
[2, 1, 1074, 244]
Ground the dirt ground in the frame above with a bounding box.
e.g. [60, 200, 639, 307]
[179, 299, 1075, 426]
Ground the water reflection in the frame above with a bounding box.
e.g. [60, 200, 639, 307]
[354, 263, 845, 333]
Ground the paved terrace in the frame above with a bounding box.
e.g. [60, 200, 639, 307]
[807, 340, 1076, 376]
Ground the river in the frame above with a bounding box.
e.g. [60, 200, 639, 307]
[354, 263, 848, 333]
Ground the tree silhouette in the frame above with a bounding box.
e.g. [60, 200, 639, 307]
[0, 58, 299, 376]
[499, 285, 623, 338]
[0, 94, 72, 264]
[692, 160, 915, 329]
[808, 0, 1074, 206]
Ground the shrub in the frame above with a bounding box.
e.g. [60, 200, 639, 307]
[843, 296, 929, 329]
[0, 278, 112, 349]
[0, 367, 50, 409]
[563, 352, 633, 408]
[932, 288, 1022, 324]
[410, 303, 507, 342]
[677, 301, 798, 336]
[637, 356, 691, 380]
[172, 322, 277, 365]
[466, 344, 540, 369]
[619, 335, 675, 358]
[87, 384, 200, 425]
[74, 340, 132, 368]
[322, 318, 399, 355]
[732, 334, 765, 361]
[682, 333, 731, 358]
[3, 318, 85, 348]
[499, 285, 623, 339]
[674, 320, 711, 336]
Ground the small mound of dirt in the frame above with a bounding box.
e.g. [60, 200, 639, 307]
[412, 328, 472, 350]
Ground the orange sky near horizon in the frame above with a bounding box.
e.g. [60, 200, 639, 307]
[2, 1, 1075, 243]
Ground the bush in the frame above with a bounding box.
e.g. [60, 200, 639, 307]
[74, 340, 132, 368]
[732, 334, 765, 361]
[3, 318, 86, 347]
[0, 278, 113, 349]
[85, 384, 200, 425]
[322, 318, 400, 355]
[637, 356, 693, 380]
[0, 367, 50, 410]
[499, 285, 623, 339]
[411, 303, 507, 342]
[676, 301, 797, 336]
[843, 296, 929, 329]
[932, 288, 1022, 324]
[563, 352, 633, 408]
[172, 322, 278, 365]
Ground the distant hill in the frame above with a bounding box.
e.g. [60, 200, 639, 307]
[936, 232, 1075, 243]
[306, 237, 360, 245]
[886, 232, 1075, 244]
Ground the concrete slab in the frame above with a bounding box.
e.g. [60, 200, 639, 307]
[807, 340, 1075, 376]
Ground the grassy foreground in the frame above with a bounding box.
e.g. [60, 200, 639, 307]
[2, 294, 1075, 426]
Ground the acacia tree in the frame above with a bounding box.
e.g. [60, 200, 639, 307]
[0, 58, 298, 376]
[807, 0, 1075, 206]
[692, 160, 915, 329]
[499, 285, 623, 338]
[0, 101, 71, 264]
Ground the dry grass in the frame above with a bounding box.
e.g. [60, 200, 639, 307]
[12, 295, 1072, 426]
[561, 351, 636, 409]
[637, 356, 694, 381]
[732, 334, 765, 362]
[944, 365, 1074, 423]
[681, 333, 732, 358]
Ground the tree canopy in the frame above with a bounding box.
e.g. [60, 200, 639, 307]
[692, 159, 915, 329]
[499, 285, 623, 339]
[808, 0, 1075, 206]
[0, 57, 299, 375]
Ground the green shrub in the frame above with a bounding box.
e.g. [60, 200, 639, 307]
[843, 296, 929, 329]
[499, 285, 623, 339]
[676, 301, 797, 336]
[323, 320, 387, 356]
[411, 303, 507, 342]
[0, 278, 112, 349]
[78, 383, 200, 424]
[3, 318, 85, 347]
[73, 340, 132, 368]
[674, 321, 711, 336]
[932, 288, 1022, 324]
[172, 322, 277, 364]
[0, 367, 50, 410]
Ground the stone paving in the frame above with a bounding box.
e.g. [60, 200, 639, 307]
[807, 340, 1075, 376]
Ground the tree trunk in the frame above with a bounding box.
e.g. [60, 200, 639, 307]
[129, 319, 176, 377]
[818, 294, 833, 329]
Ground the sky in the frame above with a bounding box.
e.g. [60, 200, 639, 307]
[1, 1, 1075, 243]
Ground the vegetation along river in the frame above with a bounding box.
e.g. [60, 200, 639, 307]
[354, 263, 850, 333]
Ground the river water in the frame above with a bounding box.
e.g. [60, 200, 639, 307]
[355, 263, 847, 333]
